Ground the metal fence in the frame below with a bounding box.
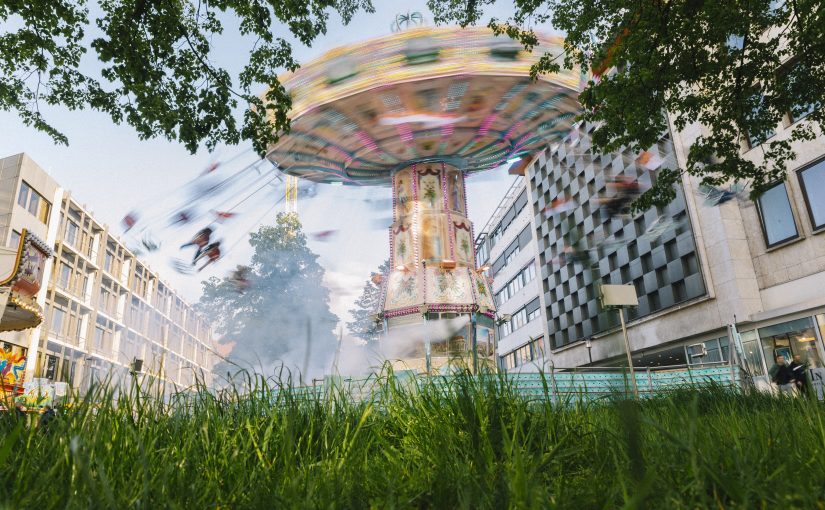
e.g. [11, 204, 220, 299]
[287, 362, 742, 405]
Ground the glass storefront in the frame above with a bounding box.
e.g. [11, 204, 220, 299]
[739, 330, 765, 376]
[686, 336, 729, 365]
[758, 317, 822, 369]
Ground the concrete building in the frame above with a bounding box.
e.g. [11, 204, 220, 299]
[474, 177, 545, 371]
[518, 103, 824, 386]
[0, 154, 61, 397]
[0, 153, 219, 396]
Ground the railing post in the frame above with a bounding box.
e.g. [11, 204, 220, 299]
[646, 367, 653, 394]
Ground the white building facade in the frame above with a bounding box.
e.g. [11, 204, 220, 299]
[475, 178, 545, 371]
[0, 153, 219, 395]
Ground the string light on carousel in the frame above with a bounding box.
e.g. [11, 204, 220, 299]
[266, 23, 581, 375]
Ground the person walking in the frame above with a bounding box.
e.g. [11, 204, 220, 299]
[790, 354, 811, 397]
[38, 405, 56, 430]
[769, 355, 796, 396]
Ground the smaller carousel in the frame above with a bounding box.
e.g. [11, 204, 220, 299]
[0, 230, 53, 400]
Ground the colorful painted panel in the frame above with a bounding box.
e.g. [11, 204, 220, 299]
[0, 346, 26, 386]
[420, 213, 444, 261]
[393, 224, 414, 268]
[472, 272, 496, 311]
[384, 271, 420, 310]
[454, 221, 474, 265]
[447, 170, 464, 214]
[426, 267, 473, 305]
[418, 171, 441, 211]
[12, 238, 48, 298]
[395, 174, 413, 220]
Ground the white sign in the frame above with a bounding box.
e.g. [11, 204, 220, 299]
[600, 284, 639, 307]
[810, 368, 825, 400]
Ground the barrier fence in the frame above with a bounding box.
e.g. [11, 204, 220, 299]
[287, 362, 742, 404]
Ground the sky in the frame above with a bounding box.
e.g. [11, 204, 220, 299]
[1, 1, 537, 372]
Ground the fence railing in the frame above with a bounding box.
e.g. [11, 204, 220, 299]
[282, 362, 742, 404]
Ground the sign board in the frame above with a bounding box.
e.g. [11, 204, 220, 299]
[600, 284, 639, 307]
[811, 368, 825, 400]
[54, 382, 69, 397]
[18, 378, 54, 408]
[11, 232, 50, 298]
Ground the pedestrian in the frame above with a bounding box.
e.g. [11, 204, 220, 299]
[790, 354, 811, 397]
[39, 405, 56, 430]
[769, 355, 796, 396]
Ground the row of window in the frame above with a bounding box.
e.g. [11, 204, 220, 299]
[756, 157, 825, 247]
[495, 263, 537, 306]
[490, 224, 533, 277]
[489, 189, 528, 250]
[500, 336, 546, 370]
[17, 180, 51, 224]
[499, 298, 541, 337]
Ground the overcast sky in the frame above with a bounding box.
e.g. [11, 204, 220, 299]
[1, 1, 537, 358]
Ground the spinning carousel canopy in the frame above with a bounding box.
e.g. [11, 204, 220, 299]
[266, 27, 581, 185]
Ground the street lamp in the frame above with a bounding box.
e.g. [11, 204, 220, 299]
[584, 337, 593, 365]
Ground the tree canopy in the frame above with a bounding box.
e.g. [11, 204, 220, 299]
[428, 0, 824, 205]
[5, 1, 822, 206]
[1, 0, 373, 154]
[197, 213, 339, 378]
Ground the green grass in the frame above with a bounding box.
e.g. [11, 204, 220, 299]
[2, 370, 825, 509]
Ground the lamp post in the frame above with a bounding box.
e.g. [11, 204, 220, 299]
[584, 337, 593, 365]
[600, 284, 639, 399]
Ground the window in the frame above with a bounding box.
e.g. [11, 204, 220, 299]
[17, 181, 51, 224]
[757, 182, 798, 247]
[475, 239, 489, 267]
[500, 337, 545, 369]
[50, 307, 66, 335]
[686, 337, 727, 365]
[505, 244, 520, 265]
[58, 263, 72, 289]
[490, 226, 502, 248]
[65, 221, 79, 246]
[759, 317, 822, 369]
[735, 331, 764, 376]
[17, 182, 30, 208]
[511, 309, 527, 330]
[745, 92, 775, 148]
[798, 158, 825, 231]
[524, 264, 536, 284]
[784, 62, 817, 123]
[28, 192, 40, 216]
[9, 230, 20, 248]
[499, 320, 512, 337]
[94, 326, 105, 350]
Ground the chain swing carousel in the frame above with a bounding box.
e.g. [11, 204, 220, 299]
[266, 26, 581, 374]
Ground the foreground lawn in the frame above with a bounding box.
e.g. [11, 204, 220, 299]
[2, 373, 824, 509]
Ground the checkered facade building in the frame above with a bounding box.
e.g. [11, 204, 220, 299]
[528, 125, 707, 349]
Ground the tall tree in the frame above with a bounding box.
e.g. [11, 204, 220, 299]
[428, 0, 824, 205]
[346, 259, 389, 345]
[1, 0, 374, 154]
[198, 213, 339, 378]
